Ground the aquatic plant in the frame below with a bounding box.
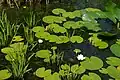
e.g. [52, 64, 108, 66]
[1, 42, 34, 79]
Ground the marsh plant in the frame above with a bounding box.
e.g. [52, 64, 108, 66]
[0, 10, 19, 48]
[1, 42, 34, 79]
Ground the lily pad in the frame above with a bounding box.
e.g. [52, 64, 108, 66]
[70, 36, 83, 43]
[35, 67, 51, 78]
[36, 50, 52, 59]
[71, 65, 85, 74]
[0, 69, 12, 80]
[81, 73, 101, 80]
[52, 8, 66, 15]
[63, 21, 79, 29]
[43, 16, 66, 24]
[106, 57, 120, 66]
[110, 44, 120, 57]
[32, 26, 45, 32]
[80, 56, 103, 70]
[107, 66, 120, 79]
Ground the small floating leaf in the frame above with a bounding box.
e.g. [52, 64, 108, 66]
[32, 26, 45, 32]
[36, 50, 52, 58]
[70, 36, 83, 43]
[110, 44, 120, 57]
[106, 57, 120, 66]
[71, 65, 85, 74]
[35, 67, 51, 78]
[80, 56, 103, 70]
[52, 8, 66, 15]
[81, 73, 101, 80]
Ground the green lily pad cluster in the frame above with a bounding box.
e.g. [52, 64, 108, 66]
[99, 57, 120, 80]
[35, 67, 61, 80]
[89, 33, 108, 49]
[59, 64, 85, 77]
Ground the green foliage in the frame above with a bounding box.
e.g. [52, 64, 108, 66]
[70, 36, 83, 43]
[52, 8, 66, 15]
[80, 56, 103, 70]
[110, 43, 120, 57]
[43, 16, 66, 24]
[107, 66, 120, 79]
[35, 67, 61, 80]
[89, 33, 108, 49]
[106, 57, 120, 66]
[0, 11, 19, 47]
[71, 64, 85, 74]
[0, 69, 12, 80]
[36, 50, 52, 59]
[81, 73, 101, 80]
[73, 49, 81, 54]
[12, 36, 24, 42]
[1, 42, 33, 79]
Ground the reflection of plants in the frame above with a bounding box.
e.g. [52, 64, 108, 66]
[0, 11, 19, 47]
[1, 42, 34, 79]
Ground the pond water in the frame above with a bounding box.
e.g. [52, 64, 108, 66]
[0, 0, 120, 80]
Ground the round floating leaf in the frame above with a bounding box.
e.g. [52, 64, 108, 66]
[44, 72, 61, 80]
[107, 66, 120, 79]
[62, 12, 73, 18]
[52, 8, 66, 15]
[35, 67, 51, 78]
[73, 49, 81, 54]
[71, 65, 85, 74]
[70, 36, 83, 43]
[58, 36, 69, 43]
[106, 57, 120, 66]
[12, 36, 24, 42]
[47, 35, 59, 42]
[0, 69, 12, 80]
[110, 44, 120, 57]
[63, 21, 80, 29]
[80, 56, 103, 70]
[32, 26, 45, 32]
[81, 73, 101, 80]
[43, 16, 66, 24]
[36, 50, 52, 58]
[73, 10, 82, 17]
[35, 32, 50, 39]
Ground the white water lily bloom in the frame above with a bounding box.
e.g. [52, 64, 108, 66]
[77, 54, 86, 60]
[38, 39, 43, 43]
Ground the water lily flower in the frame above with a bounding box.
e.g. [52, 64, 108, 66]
[77, 54, 86, 60]
[38, 39, 43, 43]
